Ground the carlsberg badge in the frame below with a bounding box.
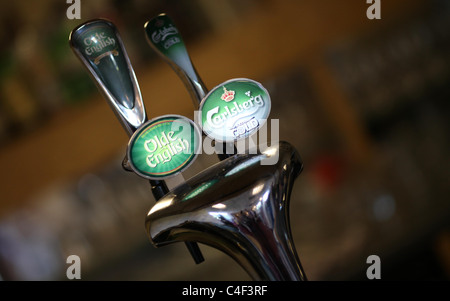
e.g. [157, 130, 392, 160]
[199, 78, 271, 142]
[127, 115, 201, 179]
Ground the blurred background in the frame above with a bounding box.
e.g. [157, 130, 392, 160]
[0, 0, 449, 281]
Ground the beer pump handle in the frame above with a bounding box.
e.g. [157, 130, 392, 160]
[69, 19, 204, 264]
[144, 14, 235, 160]
[69, 19, 146, 136]
[144, 14, 207, 110]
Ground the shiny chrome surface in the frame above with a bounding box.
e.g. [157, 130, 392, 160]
[70, 19, 205, 263]
[144, 14, 207, 110]
[144, 14, 235, 158]
[146, 141, 307, 280]
[70, 19, 146, 136]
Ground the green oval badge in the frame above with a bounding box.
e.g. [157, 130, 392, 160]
[199, 78, 271, 142]
[127, 115, 201, 180]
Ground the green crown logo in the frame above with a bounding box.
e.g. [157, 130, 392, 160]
[199, 78, 271, 142]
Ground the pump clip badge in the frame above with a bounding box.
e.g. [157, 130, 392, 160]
[199, 78, 271, 142]
[127, 115, 201, 180]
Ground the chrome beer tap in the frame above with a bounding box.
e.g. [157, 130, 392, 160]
[69, 19, 204, 264]
[144, 14, 236, 160]
[69, 17, 307, 281]
[143, 14, 307, 280]
[146, 141, 307, 280]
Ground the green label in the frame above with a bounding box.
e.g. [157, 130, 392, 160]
[199, 78, 271, 142]
[80, 27, 117, 63]
[146, 15, 182, 53]
[127, 115, 201, 179]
